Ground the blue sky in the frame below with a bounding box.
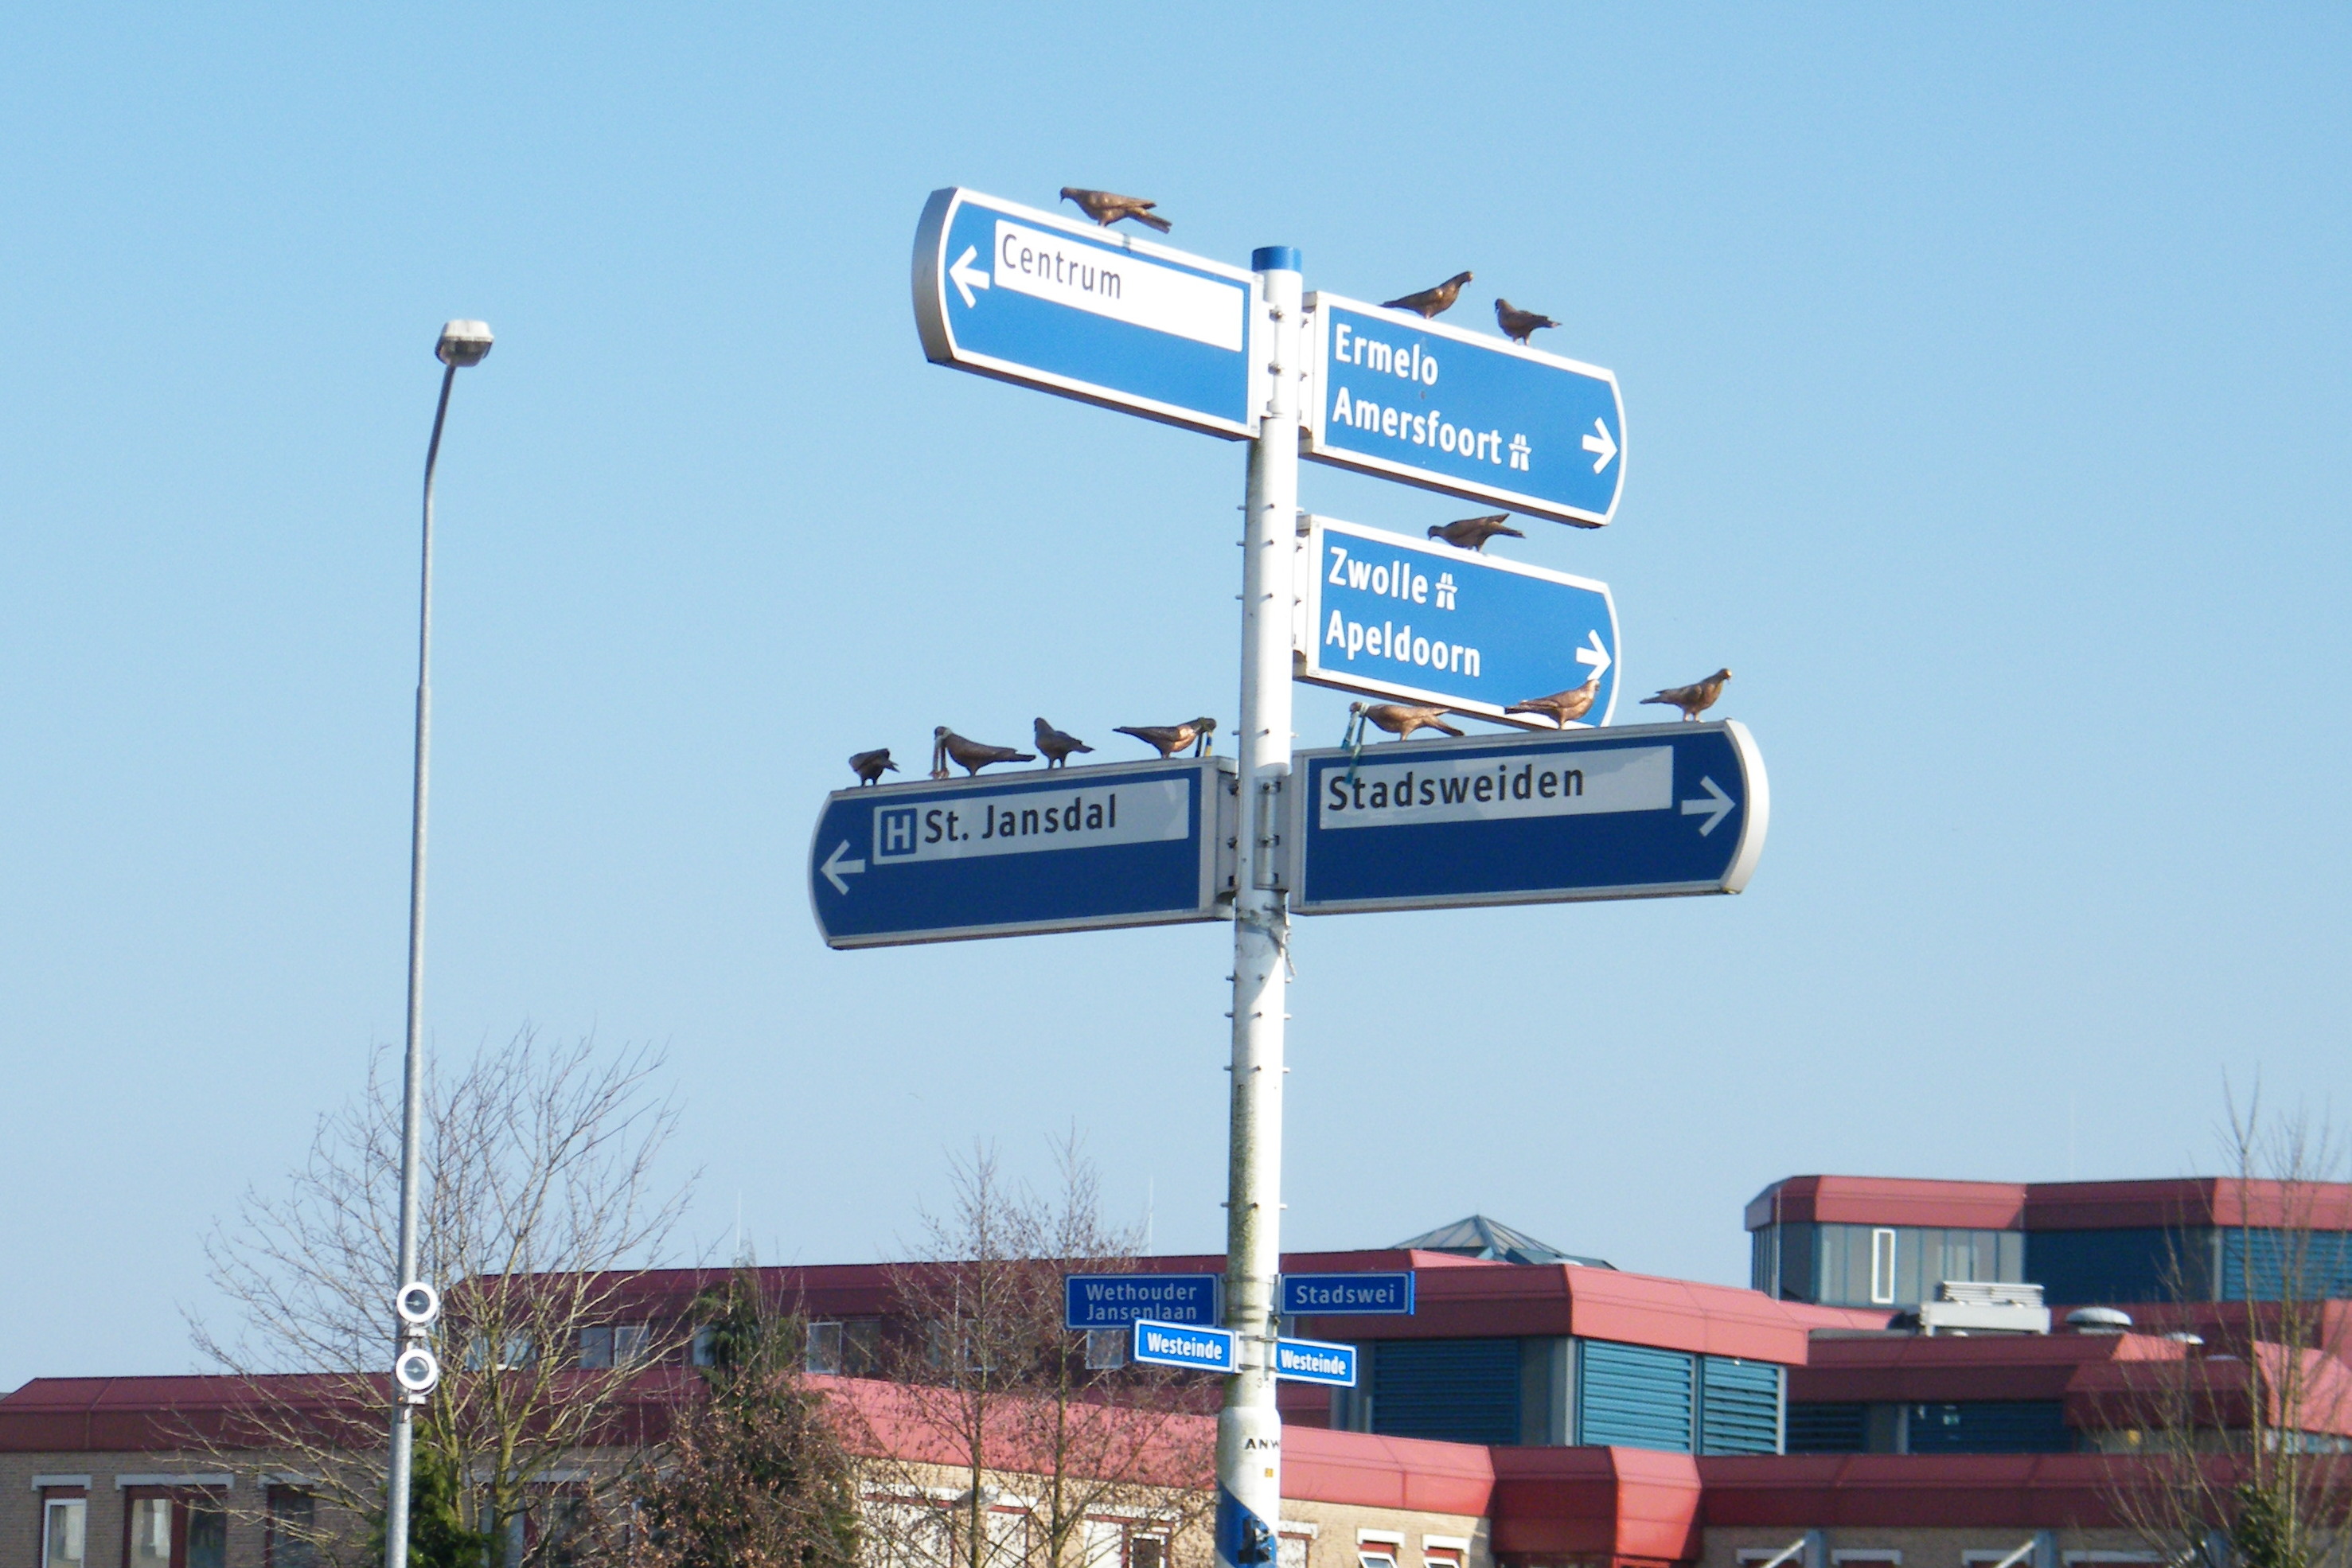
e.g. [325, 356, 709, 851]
[3, 5, 2347, 1392]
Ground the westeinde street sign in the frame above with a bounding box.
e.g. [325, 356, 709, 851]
[913, 188, 1264, 439]
[1271, 1337, 1358, 1387]
[1297, 515, 1618, 729]
[1280, 1271, 1415, 1316]
[1131, 1319, 1237, 1374]
[808, 757, 1235, 949]
[1289, 722, 1767, 915]
[1065, 1274, 1222, 1330]
[1305, 293, 1626, 527]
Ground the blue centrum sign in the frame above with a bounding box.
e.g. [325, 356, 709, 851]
[1064, 1274, 1222, 1330]
[912, 188, 1263, 439]
[1297, 515, 1618, 729]
[1131, 1319, 1237, 1374]
[1270, 1337, 1359, 1387]
[1289, 722, 1768, 915]
[808, 757, 1235, 949]
[1279, 1272, 1415, 1316]
[1305, 293, 1626, 527]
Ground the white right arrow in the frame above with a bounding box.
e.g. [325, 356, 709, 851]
[1574, 629, 1612, 679]
[1582, 418, 1618, 474]
[1680, 776, 1734, 837]
[819, 840, 867, 895]
[948, 245, 991, 309]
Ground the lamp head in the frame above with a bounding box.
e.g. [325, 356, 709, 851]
[436, 320, 494, 368]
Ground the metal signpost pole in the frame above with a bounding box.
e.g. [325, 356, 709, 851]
[1219, 247, 1300, 1568]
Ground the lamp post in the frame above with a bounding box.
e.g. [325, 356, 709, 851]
[384, 319, 493, 1568]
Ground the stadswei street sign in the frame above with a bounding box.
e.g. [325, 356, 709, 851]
[1289, 722, 1767, 915]
[1296, 515, 1618, 728]
[1270, 1337, 1358, 1387]
[912, 188, 1265, 439]
[1305, 294, 1626, 527]
[1131, 1319, 1238, 1374]
[1279, 1272, 1415, 1315]
[808, 757, 1234, 949]
[1065, 1274, 1222, 1330]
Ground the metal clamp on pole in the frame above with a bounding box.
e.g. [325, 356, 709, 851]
[1251, 768, 1287, 892]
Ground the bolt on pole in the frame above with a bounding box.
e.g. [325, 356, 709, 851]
[1219, 246, 1301, 1568]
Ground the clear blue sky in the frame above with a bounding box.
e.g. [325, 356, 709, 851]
[4, 5, 2347, 1392]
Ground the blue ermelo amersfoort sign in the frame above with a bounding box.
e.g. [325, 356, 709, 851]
[807, 756, 1234, 949]
[1297, 515, 1618, 728]
[912, 188, 1263, 439]
[1289, 722, 1768, 915]
[1064, 1274, 1222, 1330]
[1305, 294, 1626, 527]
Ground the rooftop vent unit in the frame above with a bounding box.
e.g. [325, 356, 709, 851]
[2066, 1306, 2134, 1334]
[1919, 1279, 2051, 1336]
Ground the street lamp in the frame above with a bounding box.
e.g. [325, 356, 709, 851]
[384, 319, 492, 1568]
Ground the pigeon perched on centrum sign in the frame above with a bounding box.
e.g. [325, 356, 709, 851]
[1382, 271, 1472, 318]
[1059, 187, 1172, 232]
[1493, 298, 1560, 345]
[1352, 701, 1465, 741]
[1114, 717, 1217, 758]
[932, 727, 1036, 778]
[1427, 513, 1524, 552]
[1640, 669, 1731, 721]
[1032, 717, 1094, 769]
[1505, 676, 1601, 729]
[848, 747, 899, 786]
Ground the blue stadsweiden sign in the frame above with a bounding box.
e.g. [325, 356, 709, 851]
[1297, 516, 1618, 729]
[1131, 1319, 1237, 1374]
[912, 188, 1263, 439]
[809, 757, 1234, 949]
[1305, 294, 1626, 527]
[1271, 1337, 1359, 1387]
[1289, 722, 1768, 915]
[1279, 1271, 1415, 1316]
[1064, 1274, 1222, 1330]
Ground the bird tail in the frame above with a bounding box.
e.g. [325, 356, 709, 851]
[1432, 719, 1465, 737]
[1133, 209, 1171, 233]
[1503, 701, 1537, 716]
[1113, 726, 1145, 739]
[1498, 524, 1526, 538]
[1074, 740, 1094, 751]
[1640, 693, 1668, 704]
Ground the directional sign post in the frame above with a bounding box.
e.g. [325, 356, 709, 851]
[1305, 293, 1626, 526]
[1289, 722, 1768, 915]
[809, 757, 1234, 949]
[1270, 1337, 1359, 1387]
[1065, 1274, 1222, 1330]
[1279, 1272, 1416, 1316]
[1131, 1319, 1238, 1375]
[913, 189, 1265, 438]
[1297, 515, 1617, 727]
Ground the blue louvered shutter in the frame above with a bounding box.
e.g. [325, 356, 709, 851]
[1576, 1340, 1694, 1453]
[1785, 1402, 1867, 1453]
[1699, 1356, 1782, 1454]
[1904, 1400, 2071, 1454]
[1367, 1339, 1521, 1445]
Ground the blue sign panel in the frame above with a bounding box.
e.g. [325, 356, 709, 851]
[1132, 1319, 1237, 1374]
[1065, 1274, 1222, 1330]
[1280, 1272, 1416, 1316]
[1305, 293, 1626, 528]
[1271, 1336, 1359, 1387]
[1299, 516, 1618, 729]
[912, 188, 1262, 439]
[809, 757, 1234, 949]
[1289, 722, 1768, 915]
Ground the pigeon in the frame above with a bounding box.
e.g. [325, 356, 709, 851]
[1032, 717, 1094, 769]
[1640, 669, 1732, 722]
[1505, 676, 1601, 729]
[1381, 271, 1472, 318]
[1114, 717, 1217, 758]
[1427, 513, 1525, 552]
[932, 726, 1036, 778]
[1492, 299, 1562, 345]
[1059, 187, 1172, 232]
[848, 747, 899, 786]
[1352, 701, 1465, 741]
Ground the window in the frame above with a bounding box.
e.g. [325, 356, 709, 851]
[1085, 1328, 1128, 1370]
[1358, 1553, 1398, 1568]
[580, 1323, 649, 1368]
[1870, 1229, 1898, 1305]
[42, 1499, 85, 1568]
[467, 1332, 536, 1370]
[691, 1324, 716, 1367]
[267, 1488, 317, 1568]
[1129, 1535, 1168, 1568]
[1278, 1534, 1313, 1568]
[186, 1501, 226, 1568]
[807, 1321, 845, 1375]
[130, 1498, 174, 1568]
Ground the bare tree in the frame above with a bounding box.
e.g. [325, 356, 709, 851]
[850, 1137, 1213, 1568]
[191, 1029, 695, 1568]
[2096, 1086, 2352, 1568]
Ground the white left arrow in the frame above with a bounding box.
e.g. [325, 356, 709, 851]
[1574, 629, 1612, 679]
[1680, 776, 1735, 837]
[820, 840, 867, 895]
[948, 245, 991, 308]
[1582, 418, 1618, 474]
